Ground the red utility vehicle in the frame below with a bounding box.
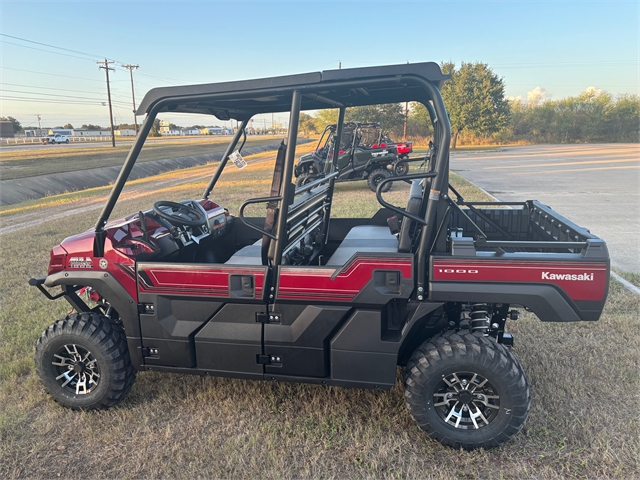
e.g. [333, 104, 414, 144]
[30, 62, 609, 450]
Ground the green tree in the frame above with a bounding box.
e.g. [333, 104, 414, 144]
[0, 116, 22, 133]
[407, 102, 434, 138]
[313, 109, 339, 131]
[149, 119, 162, 137]
[346, 104, 405, 138]
[63, 123, 74, 129]
[440, 61, 510, 148]
[298, 112, 317, 135]
[81, 124, 104, 130]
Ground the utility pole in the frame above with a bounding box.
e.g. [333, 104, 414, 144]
[122, 64, 139, 135]
[403, 61, 409, 141]
[97, 58, 116, 147]
[36, 114, 42, 136]
[338, 60, 341, 69]
[403, 101, 408, 141]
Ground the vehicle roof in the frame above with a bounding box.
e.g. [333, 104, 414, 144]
[136, 62, 449, 120]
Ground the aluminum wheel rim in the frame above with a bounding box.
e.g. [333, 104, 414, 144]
[51, 344, 100, 395]
[433, 371, 500, 429]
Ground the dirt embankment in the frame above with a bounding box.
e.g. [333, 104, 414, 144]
[0, 141, 309, 206]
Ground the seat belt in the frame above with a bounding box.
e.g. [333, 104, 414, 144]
[262, 141, 287, 266]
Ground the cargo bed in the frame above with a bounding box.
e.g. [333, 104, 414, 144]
[430, 199, 610, 322]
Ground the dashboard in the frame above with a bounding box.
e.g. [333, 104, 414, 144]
[106, 199, 231, 262]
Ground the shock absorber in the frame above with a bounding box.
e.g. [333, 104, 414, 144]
[470, 304, 490, 333]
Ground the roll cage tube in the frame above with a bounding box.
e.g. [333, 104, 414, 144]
[271, 90, 302, 271]
[409, 76, 451, 292]
[203, 118, 250, 199]
[92, 72, 450, 264]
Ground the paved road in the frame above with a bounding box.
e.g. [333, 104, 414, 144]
[450, 144, 640, 273]
[0, 135, 287, 153]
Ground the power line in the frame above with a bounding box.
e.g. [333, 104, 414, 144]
[0, 33, 109, 60]
[0, 88, 119, 103]
[0, 66, 105, 83]
[0, 82, 107, 95]
[0, 95, 113, 106]
[0, 39, 99, 62]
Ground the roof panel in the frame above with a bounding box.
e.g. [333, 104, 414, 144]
[136, 62, 449, 118]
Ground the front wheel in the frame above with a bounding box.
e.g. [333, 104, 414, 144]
[35, 312, 136, 410]
[65, 139, 70, 144]
[404, 330, 530, 450]
[367, 168, 392, 192]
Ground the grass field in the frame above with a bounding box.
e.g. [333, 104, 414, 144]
[0, 148, 638, 479]
[0, 136, 283, 180]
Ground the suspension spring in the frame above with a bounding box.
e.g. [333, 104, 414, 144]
[470, 304, 490, 333]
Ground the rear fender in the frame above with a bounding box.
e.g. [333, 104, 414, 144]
[430, 256, 610, 321]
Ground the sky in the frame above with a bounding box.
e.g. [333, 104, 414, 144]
[0, 0, 638, 129]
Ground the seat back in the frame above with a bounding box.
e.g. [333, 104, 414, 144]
[398, 180, 424, 253]
[262, 141, 287, 265]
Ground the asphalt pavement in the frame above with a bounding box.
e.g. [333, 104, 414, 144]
[450, 144, 640, 273]
[0, 135, 243, 153]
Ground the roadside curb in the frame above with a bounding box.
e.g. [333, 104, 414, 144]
[611, 272, 640, 296]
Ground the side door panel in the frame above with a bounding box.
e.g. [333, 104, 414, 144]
[267, 254, 414, 381]
[263, 305, 351, 377]
[137, 262, 268, 374]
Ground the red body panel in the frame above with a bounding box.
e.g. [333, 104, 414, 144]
[47, 200, 226, 302]
[432, 259, 608, 302]
[277, 256, 413, 302]
[138, 264, 266, 299]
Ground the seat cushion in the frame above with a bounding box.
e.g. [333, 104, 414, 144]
[325, 225, 398, 267]
[224, 239, 263, 265]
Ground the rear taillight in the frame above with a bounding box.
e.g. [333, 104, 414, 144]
[48, 245, 67, 275]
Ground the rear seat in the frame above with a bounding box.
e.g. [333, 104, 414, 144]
[225, 239, 262, 265]
[325, 225, 398, 267]
[225, 180, 422, 267]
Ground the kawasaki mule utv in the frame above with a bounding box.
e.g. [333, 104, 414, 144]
[30, 62, 610, 450]
[294, 122, 408, 192]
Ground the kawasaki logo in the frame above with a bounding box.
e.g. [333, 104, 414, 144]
[541, 272, 594, 281]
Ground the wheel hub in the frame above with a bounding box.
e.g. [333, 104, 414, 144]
[433, 371, 500, 430]
[50, 344, 100, 395]
[72, 362, 85, 374]
[458, 390, 473, 405]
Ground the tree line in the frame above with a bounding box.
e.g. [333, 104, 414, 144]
[4, 62, 637, 145]
[300, 62, 639, 146]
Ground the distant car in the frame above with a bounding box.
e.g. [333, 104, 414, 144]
[42, 134, 70, 144]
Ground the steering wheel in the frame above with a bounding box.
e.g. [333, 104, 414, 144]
[153, 201, 207, 228]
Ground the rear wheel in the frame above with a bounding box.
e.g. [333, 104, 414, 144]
[393, 160, 409, 176]
[35, 312, 136, 410]
[404, 330, 530, 450]
[65, 139, 70, 144]
[367, 168, 392, 192]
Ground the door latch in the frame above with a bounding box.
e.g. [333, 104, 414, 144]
[255, 312, 281, 324]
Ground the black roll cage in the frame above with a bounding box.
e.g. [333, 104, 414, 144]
[92, 64, 452, 292]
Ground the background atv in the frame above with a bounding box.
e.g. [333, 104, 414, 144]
[295, 122, 403, 192]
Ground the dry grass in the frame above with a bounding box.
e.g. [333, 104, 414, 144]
[613, 269, 640, 288]
[0, 149, 638, 479]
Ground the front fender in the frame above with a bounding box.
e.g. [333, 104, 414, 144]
[45, 270, 144, 369]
